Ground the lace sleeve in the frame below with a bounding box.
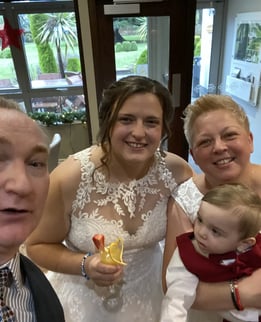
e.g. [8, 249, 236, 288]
[174, 178, 203, 223]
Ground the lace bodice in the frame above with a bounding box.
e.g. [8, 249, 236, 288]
[175, 177, 203, 223]
[66, 146, 179, 254]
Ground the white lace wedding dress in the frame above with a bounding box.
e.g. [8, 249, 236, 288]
[47, 147, 179, 322]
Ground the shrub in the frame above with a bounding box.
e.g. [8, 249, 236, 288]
[67, 58, 80, 72]
[122, 41, 131, 52]
[38, 44, 58, 73]
[115, 42, 123, 52]
[130, 41, 138, 51]
[115, 41, 137, 52]
[0, 48, 11, 59]
[29, 14, 58, 73]
[136, 49, 147, 65]
[194, 35, 201, 57]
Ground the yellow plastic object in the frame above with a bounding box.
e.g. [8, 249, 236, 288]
[100, 237, 127, 266]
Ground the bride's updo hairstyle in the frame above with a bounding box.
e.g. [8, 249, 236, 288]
[97, 75, 175, 168]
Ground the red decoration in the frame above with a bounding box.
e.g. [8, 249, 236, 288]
[0, 17, 24, 50]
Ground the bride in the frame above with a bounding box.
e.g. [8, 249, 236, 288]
[26, 76, 192, 322]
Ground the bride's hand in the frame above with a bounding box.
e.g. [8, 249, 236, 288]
[86, 253, 124, 287]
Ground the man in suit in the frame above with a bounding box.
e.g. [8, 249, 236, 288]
[0, 97, 65, 321]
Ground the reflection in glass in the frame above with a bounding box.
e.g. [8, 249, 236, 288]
[31, 94, 85, 113]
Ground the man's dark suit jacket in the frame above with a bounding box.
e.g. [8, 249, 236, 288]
[20, 254, 65, 322]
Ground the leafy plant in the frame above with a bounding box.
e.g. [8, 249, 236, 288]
[115, 42, 123, 52]
[122, 41, 131, 51]
[67, 57, 80, 72]
[29, 14, 58, 73]
[137, 17, 147, 42]
[36, 13, 78, 78]
[130, 41, 138, 51]
[194, 35, 201, 57]
[29, 110, 87, 126]
[136, 49, 147, 65]
[0, 48, 11, 59]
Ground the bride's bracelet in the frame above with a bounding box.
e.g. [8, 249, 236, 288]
[81, 252, 92, 280]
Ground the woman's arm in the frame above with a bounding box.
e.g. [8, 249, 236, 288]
[26, 157, 123, 286]
[238, 269, 261, 308]
[193, 269, 261, 310]
[193, 281, 232, 310]
[162, 199, 193, 293]
[162, 152, 194, 292]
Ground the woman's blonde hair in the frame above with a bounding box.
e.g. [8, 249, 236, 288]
[183, 94, 250, 147]
[202, 183, 261, 239]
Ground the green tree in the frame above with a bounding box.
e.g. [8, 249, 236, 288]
[136, 49, 147, 65]
[194, 35, 201, 56]
[29, 14, 57, 74]
[36, 12, 78, 78]
[67, 57, 80, 72]
[136, 17, 147, 42]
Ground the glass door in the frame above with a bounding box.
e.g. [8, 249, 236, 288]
[84, 0, 196, 159]
[192, 2, 224, 101]
[114, 16, 170, 88]
[189, 1, 225, 172]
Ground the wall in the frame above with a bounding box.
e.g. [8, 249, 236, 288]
[41, 122, 90, 160]
[222, 0, 261, 163]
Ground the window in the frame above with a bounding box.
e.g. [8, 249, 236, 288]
[189, 1, 225, 173]
[191, 1, 224, 101]
[0, 1, 85, 119]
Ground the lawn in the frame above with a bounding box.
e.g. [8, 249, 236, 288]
[0, 59, 16, 80]
[115, 42, 147, 71]
[0, 42, 147, 81]
[0, 42, 78, 81]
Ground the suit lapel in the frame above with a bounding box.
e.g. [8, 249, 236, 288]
[20, 254, 65, 322]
